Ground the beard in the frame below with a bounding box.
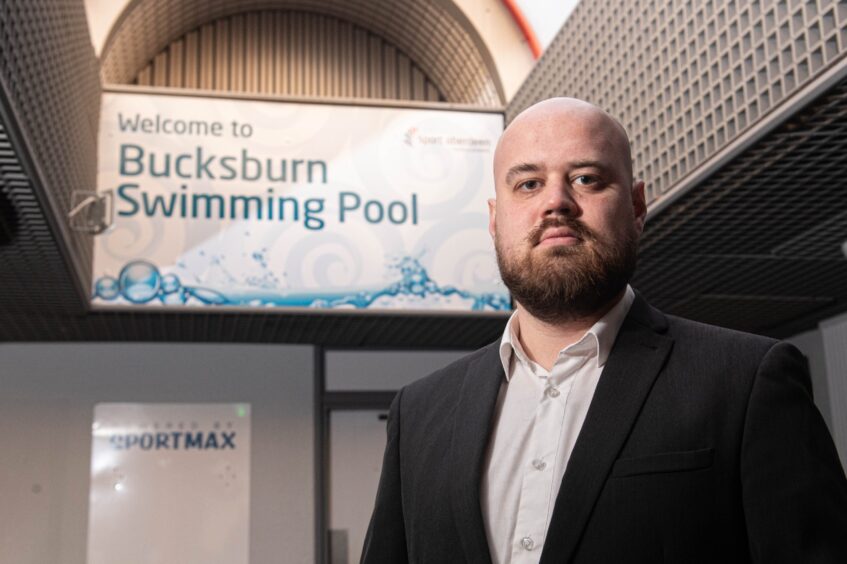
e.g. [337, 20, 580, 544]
[495, 216, 638, 324]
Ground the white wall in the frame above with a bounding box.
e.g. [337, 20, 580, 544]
[0, 343, 314, 564]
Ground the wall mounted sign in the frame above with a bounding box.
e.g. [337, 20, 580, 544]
[87, 403, 251, 564]
[92, 91, 509, 313]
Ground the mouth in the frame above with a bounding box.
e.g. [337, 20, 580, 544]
[537, 227, 582, 247]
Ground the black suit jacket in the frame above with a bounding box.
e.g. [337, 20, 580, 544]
[361, 295, 847, 563]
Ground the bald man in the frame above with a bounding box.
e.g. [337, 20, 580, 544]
[361, 98, 847, 564]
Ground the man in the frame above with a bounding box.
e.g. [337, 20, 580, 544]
[361, 98, 847, 563]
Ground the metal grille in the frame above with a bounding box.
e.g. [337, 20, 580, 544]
[133, 10, 445, 102]
[633, 76, 847, 336]
[101, 0, 502, 106]
[508, 0, 847, 204]
[0, 0, 101, 314]
[0, 308, 508, 348]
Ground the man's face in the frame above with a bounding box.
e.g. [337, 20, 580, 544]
[489, 101, 647, 323]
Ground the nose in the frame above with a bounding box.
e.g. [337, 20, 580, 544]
[542, 179, 580, 218]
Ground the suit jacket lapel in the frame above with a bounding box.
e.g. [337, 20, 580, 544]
[540, 295, 674, 564]
[449, 341, 504, 564]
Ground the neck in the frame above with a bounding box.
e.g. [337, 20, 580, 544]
[515, 289, 624, 371]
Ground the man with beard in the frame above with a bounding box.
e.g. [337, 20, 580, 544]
[361, 98, 847, 564]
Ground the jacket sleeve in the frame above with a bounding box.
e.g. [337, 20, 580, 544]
[361, 388, 409, 563]
[741, 341, 847, 563]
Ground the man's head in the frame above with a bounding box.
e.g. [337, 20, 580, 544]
[489, 97, 647, 323]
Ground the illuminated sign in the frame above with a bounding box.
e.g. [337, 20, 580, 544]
[93, 91, 509, 313]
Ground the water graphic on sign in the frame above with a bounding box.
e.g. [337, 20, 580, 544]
[93, 256, 510, 311]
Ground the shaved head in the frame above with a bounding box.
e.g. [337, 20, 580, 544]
[494, 97, 634, 186]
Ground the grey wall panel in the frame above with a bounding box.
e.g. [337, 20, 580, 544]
[787, 327, 834, 432]
[0, 342, 315, 564]
[820, 313, 847, 469]
[325, 350, 472, 391]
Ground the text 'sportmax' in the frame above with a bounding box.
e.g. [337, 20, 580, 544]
[109, 431, 237, 451]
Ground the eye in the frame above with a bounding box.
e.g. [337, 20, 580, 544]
[573, 174, 597, 186]
[516, 179, 542, 191]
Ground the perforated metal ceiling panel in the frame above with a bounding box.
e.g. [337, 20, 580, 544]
[631, 76, 847, 336]
[508, 0, 847, 204]
[0, 0, 100, 316]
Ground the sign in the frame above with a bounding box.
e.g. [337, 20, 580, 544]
[87, 403, 251, 564]
[92, 91, 509, 313]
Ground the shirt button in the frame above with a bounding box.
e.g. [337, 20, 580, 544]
[546, 386, 560, 398]
[532, 459, 547, 471]
[520, 536, 535, 550]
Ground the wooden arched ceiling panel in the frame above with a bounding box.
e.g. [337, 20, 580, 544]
[133, 11, 446, 102]
[101, 0, 503, 106]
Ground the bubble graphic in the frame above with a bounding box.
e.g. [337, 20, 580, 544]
[161, 274, 181, 294]
[314, 255, 510, 311]
[186, 287, 228, 305]
[162, 289, 188, 305]
[118, 261, 162, 304]
[95, 276, 120, 300]
[96, 254, 510, 312]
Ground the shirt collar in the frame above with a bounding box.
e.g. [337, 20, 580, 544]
[498, 285, 635, 380]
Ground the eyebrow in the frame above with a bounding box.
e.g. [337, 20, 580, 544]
[504, 160, 612, 185]
[568, 159, 609, 171]
[504, 163, 542, 185]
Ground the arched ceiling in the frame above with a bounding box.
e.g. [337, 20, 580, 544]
[100, 0, 505, 106]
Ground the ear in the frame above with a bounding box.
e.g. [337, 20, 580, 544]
[631, 180, 647, 234]
[487, 198, 497, 239]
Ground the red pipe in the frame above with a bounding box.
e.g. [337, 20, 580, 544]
[501, 0, 543, 59]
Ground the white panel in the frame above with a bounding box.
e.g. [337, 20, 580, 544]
[87, 403, 250, 564]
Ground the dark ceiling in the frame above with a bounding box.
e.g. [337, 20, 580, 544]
[634, 76, 847, 339]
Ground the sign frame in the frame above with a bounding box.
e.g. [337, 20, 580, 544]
[92, 85, 512, 318]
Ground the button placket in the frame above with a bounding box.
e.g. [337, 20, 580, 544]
[509, 389, 562, 562]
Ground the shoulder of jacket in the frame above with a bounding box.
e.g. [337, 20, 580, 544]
[401, 340, 498, 398]
[665, 313, 779, 357]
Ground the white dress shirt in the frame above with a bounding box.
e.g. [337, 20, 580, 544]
[481, 286, 635, 564]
